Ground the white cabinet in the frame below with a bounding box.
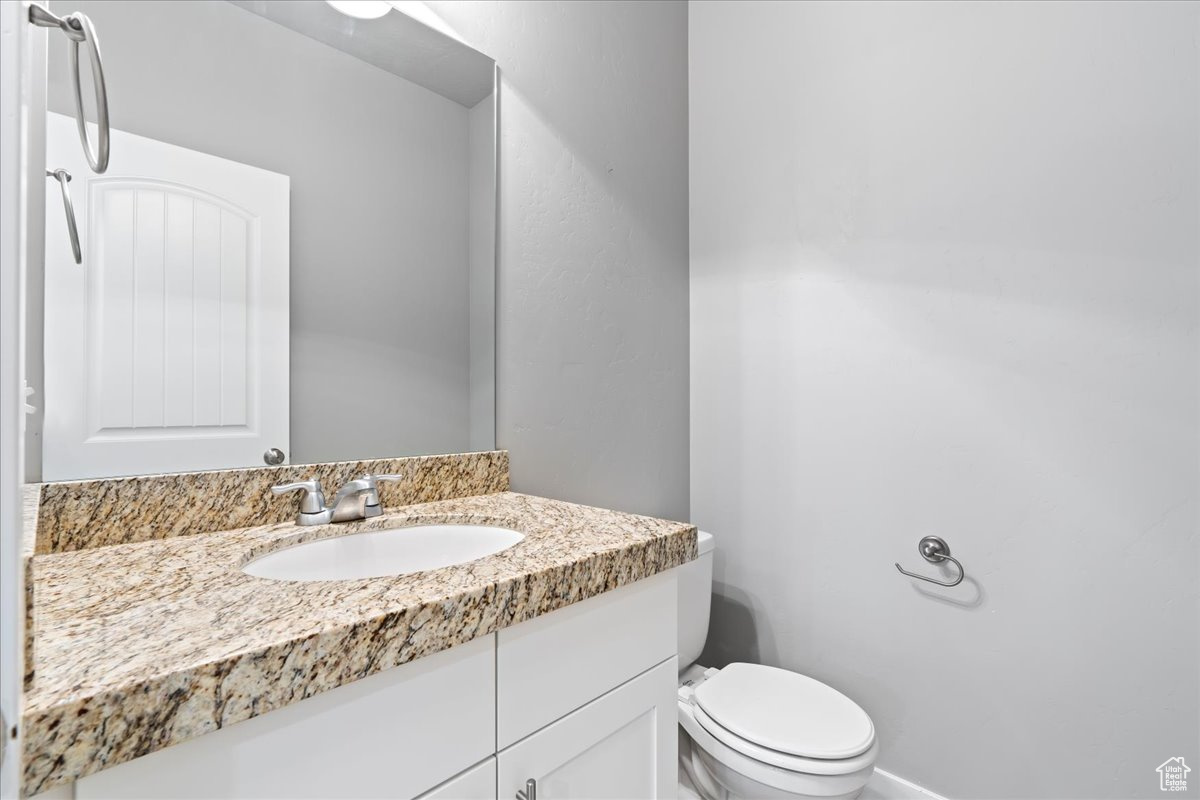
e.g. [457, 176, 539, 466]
[58, 573, 679, 800]
[497, 658, 678, 800]
[497, 571, 676, 747]
[75, 636, 496, 800]
[416, 758, 496, 800]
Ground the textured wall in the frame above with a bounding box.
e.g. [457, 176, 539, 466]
[427, 1, 691, 522]
[690, 2, 1199, 798]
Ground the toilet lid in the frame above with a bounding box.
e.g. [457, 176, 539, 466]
[693, 663, 875, 760]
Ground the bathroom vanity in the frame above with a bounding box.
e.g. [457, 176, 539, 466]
[21, 452, 696, 799]
[71, 575, 679, 800]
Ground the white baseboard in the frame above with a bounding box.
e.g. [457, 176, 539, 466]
[865, 768, 949, 800]
[680, 761, 947, 800]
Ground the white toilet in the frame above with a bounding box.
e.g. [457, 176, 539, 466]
[677, 531, 878, 800]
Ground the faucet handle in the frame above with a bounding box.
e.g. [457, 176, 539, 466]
[363, 473, 404, 486]
[271, 479, 333, 525]
[359, 474, 404, 512]
[272, 479, 326, 512]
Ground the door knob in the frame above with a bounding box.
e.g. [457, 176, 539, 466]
[263, 447, 285, 465]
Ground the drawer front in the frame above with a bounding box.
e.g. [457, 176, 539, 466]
[497, 657, 678, 800]
[497, 570, 677, 748]
[76, 635, 496, 800]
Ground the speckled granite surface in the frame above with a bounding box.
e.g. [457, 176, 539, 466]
[32, 451, 509, 554]
[21, 486, 38, 690]
[22, 491, 696, 794]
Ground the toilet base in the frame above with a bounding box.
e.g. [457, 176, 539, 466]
[680, 728, 869, 800]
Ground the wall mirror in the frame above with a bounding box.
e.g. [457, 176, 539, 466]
[27, 0, 496, 482]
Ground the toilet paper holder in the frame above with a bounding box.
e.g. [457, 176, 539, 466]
[895, 536, 965, 587]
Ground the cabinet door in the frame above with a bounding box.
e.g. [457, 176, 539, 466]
[497, 658, 677, 800]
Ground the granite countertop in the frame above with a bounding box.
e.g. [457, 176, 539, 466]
[23, 491, 696, 794]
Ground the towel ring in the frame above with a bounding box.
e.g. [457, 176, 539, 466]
[46, 169, 82, 264]
[895, 536, 965, 587]
[30, 5, 110, 173]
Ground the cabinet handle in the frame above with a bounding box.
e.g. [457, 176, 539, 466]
[516, 778, 537, 800]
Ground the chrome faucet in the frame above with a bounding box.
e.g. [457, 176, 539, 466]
[271, 474, 404, 526]
[329, 474, 403, 522]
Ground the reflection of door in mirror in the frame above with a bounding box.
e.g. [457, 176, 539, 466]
[43, 112, 290, 481]
[31, 0, 497, 482]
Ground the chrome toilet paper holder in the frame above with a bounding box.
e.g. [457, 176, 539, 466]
[895, 536, 965, 587]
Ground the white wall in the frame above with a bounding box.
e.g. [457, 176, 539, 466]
[426, 1, 690, 521]
[690, 2, 1199, 798]
[42, 0, 473, 472]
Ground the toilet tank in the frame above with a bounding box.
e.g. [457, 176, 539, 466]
[677, 530, 715, 670]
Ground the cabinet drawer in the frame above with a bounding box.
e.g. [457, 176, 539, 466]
[497, 657, 678, 800]
[497, 571, 677, 747]
[76, 635, 496, 800]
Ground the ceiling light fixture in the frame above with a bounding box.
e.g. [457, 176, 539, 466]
[324, 1, 392, 20]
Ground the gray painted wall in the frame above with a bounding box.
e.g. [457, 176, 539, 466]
[468, 92, 496, 452]
[42, 0, 477, 474]
[426, 1, 691, 522]
[690, 2, 1199, 798]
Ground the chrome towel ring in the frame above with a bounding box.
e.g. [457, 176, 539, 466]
[895, 535, 965, 587]
[29, 5, 110, 173]
[46, 169, 82, 264]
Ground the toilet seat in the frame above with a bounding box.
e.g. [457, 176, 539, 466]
[678, 663, 878, 778]
[678, 697, 879, 797]
[693, 663, 875, 760]
[690, 703, 876, 775]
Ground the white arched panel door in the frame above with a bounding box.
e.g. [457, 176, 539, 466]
[44, 113, 289, 480]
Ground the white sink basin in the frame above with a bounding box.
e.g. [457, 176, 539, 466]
[243, 524, 524, 581]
